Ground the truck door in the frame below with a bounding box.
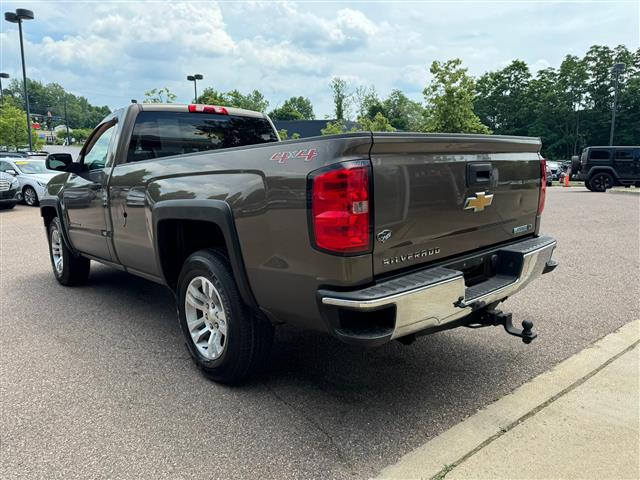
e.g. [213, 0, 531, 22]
[62, 119, 119, 261]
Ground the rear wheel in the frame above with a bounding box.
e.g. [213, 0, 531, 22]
[177, 249, 273, 384]
[0, 202, 16, 210]
[23, 186, 39, 206]
[584, 179, 593, 191]
[589, 172, 614, 192]
[48, 217, 91, 285]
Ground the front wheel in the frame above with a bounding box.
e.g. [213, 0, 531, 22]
[23, 186, 39, 206]
[589, 172, 614, 192]
[48, 217, 91, 285]
[177, 249, 273, 384]
[584, 179, 593, 191]
[0, 202, 16, 210]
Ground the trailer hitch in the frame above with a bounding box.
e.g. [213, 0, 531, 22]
[466, 308, 537, 344]
[483, 309, 537, 344]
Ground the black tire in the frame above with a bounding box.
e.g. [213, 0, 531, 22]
[48, 217, 91, 286]
[589, 172, 614, 192]
[177, 249, 273, 385]
[584, 179, 594, 191]
[0, 202, 16, 210]
[23, 186, 39, 206]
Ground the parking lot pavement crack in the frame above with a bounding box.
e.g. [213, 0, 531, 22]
[263, 382, 356, 474]
[431, 340, 640, 480]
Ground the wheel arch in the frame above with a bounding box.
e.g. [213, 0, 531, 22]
[151, 199, 259, 311]
[586, 166, 621, 184]
[40, 198, 76, 254]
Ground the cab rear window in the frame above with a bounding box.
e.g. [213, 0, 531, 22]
[127, 111, 278, 163]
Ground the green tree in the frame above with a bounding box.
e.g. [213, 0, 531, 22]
[0, 103, 41, 150]
[226, 89, 269, 112]
[5, 78, 110, 129]
[321, 120, 346, 135]
[475, 60, 532, 135]
[423, 59, 490, 134]
[278, 129, 288, 140]
[269, 96, 315, 120]
[197, 87, 228, 105]
[356, 112, 396, 132]
[143, 87, 176, 104]
[330, 77, 350, 121]
[383, 89, 425, 131]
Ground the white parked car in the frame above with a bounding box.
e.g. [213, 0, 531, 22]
[0, 157, 58, 206]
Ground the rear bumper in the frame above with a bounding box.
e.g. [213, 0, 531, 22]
[319, 236, 557, 346]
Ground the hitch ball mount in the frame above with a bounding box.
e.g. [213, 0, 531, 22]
[478, 309, 537, 344]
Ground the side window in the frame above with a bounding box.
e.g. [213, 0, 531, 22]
[83, 125, 116, 171]
[615, 150, 634, 161]
[589, 149, 611, 160]
[0, 161, 9, 172]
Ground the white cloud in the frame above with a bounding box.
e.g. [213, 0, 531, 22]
[0, 0, 637, 118]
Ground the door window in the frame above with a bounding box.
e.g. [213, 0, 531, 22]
[83, 124, 116, 170]
[0, 161, 11, 172]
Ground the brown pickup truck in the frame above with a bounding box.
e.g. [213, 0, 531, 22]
[41, 103, 557, 384]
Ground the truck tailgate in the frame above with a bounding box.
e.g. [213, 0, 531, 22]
[371, 133, 542, 276]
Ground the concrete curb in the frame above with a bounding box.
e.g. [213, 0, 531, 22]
[376, 320, 640, 480]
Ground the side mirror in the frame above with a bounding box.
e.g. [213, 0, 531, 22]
[5, 169, 17, 175]
[46, 153, 74, 172]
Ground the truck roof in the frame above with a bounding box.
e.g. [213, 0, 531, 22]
[138, 103, 267, 119]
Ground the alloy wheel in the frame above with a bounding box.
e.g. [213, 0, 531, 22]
[184, 276, 228, 360]
[24, 187, 37, 206]
[50, 227, 64, 275]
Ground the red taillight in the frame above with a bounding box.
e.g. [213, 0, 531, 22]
[310, 162, 371, 254]
[188, 104, 229, 115]
[538, 158, 547, 215]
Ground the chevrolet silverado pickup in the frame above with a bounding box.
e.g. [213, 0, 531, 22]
[41, 103, 557, 384]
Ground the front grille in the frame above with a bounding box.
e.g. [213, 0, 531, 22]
[0, 179, 11, 192]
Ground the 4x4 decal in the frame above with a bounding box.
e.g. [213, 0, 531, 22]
[270, 148, 318, 164]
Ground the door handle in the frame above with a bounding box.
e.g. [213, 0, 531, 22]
[468, 163, 492, 186]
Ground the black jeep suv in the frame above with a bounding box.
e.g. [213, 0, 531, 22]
[573, 146, 640, 192]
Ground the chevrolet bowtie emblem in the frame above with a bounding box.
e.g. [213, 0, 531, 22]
[464, 192, 494, 212]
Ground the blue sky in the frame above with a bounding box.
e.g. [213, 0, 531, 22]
[1, 0, 638, 118]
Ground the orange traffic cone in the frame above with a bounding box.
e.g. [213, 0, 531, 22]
[564, 173, 570, 187]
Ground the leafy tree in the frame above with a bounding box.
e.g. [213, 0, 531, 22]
[353, 85, 379, 119]
[0, 103, 41, 150]
[321, 120, 346, 135]
[330, 77, 350, 121]
[475, 60, 532, 135]
[278, 129, 288, 140]
[423, 59, 491, 134]
[269, 96, 314, 120]
[356, 112, 396, 132]
[197, 88, 269, 112]
[226, 89, 269, 112]
[382, 89, 424, 131]
[143, 87, 176, 104]
[5, 78, 110, 129]
[197, 87, 228, 105]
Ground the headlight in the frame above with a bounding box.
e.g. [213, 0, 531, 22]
[11, 178, 18, 187]
[37, 181, 47, 187]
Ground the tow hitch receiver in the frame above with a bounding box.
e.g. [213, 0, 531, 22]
[473, 309, 538, 344]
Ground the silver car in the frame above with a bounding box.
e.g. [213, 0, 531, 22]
[0, 157, 58, 206]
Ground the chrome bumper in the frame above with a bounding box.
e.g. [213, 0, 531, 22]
[320, 236, 557, 342]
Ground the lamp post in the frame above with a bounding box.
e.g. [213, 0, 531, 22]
[5, 8, 35, 151]
[0, 73, 9, 103]
[187, 74, 204, 103]
[609, 62, 625, 146]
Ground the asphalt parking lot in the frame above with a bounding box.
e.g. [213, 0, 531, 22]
[1, 187, 638, 480]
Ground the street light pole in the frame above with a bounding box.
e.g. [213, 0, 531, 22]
[5, 8, 35, 151]
[609, 62, 625, 146]
[187, 74, 204, 103]
[0, 73, 9, 103]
